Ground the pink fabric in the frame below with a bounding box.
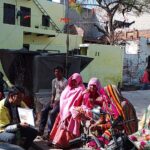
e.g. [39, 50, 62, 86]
[80, 78, 103, 118]
[59, 73, 85, 136]
[67, 116, 81, 136]
[88, 136, 109, 149]
[68, 73, 83, 87]
[82, 88, 106, 111]
[88, 77, 102, 91]
[82, 82, 119, 119]
[99, 87, 119, 118]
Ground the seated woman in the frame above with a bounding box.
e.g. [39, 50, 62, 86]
[129, 105, 150, 150]
[73, 78, 113, 145]
[49, 73, 85, 149]
[76, 77, 104, 112]
[87, 84, 138, 149]
[105, 84, 138, 135]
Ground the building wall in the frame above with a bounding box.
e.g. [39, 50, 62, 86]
[81, 44, 124, 86]
[68, 8, 102, 40]
[123, 37, 150, 85]
[0, 24, 23, 49]
[0, 0, 82, 51]
[0, 0, 65, 30]
[59, 0, 102, 41]
[24, 33, 82, 52]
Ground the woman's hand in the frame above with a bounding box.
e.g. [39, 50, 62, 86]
[96, 96, 103, 102]
[75, 107, 84, 113]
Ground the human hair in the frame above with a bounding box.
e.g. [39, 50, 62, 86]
[8, 85, 25, 97]
[0, 72, 4, 78]
[54, 66, 64, 73]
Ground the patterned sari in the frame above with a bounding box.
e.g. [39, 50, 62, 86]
[104, 84, 138, 135]
[129, 105, 150, 150]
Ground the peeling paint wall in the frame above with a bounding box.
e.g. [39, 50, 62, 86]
[123, 37, 150, 85]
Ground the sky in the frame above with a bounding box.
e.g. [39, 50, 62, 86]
[51, 0, 98, 5]
[52, 0, 60, 3]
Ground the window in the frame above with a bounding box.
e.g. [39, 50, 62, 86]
[23, 44, 30, 51]
[3, 3, 15, 25]
[42, 15, 50, 27]
[80, 47, 87, 55]
[95, 52, 100, 56]
[20, 6, 31, 27]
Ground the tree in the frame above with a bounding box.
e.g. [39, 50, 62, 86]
[77, 0, 150, 45]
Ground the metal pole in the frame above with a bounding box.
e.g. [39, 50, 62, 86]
[65, 1, 69, 77]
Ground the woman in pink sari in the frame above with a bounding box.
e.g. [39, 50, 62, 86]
[49, 73, 85, 148]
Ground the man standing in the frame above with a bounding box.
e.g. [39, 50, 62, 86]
[0, 86, 38, 149]
[39, 66, 67, 137]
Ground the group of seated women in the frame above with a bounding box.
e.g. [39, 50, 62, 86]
[47, 72, 149, 149]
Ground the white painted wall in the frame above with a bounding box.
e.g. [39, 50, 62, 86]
[123, 37, 150, 85]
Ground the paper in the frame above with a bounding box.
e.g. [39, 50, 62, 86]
[18, 107, 35, 126]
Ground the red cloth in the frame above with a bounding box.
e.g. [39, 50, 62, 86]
[141, 70, 150, 83]
[49, 114, 77, 148]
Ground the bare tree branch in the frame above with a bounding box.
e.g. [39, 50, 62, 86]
[79, 0, 150, 44]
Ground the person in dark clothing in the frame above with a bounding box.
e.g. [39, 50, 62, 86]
[0, 86, 38, 150]
[0, 143, 24, 150]
[0, 72, 5, 100]
[38, 66, 67, 138]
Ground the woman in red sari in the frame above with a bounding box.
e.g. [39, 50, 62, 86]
[49, 73, 85, 148]
[75, 77, 109, 119]
[75, 79, 121, 149]
[87, 84, 135, 149]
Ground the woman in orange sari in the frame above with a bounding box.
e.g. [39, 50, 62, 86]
[49, 73, 85, 148]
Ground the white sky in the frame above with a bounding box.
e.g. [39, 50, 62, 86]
[114, 12, 150, 30]
[52, 0, 60, 3]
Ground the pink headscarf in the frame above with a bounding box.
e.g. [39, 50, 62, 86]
[68, 73, 83, 87]
[81, 77, 102, 110]
[88, 77, 102, 92]
[60, 73, 85, 122]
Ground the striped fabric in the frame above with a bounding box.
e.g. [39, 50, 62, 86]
[104, 84, 125, 119]
[104, 84, 138, 135]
